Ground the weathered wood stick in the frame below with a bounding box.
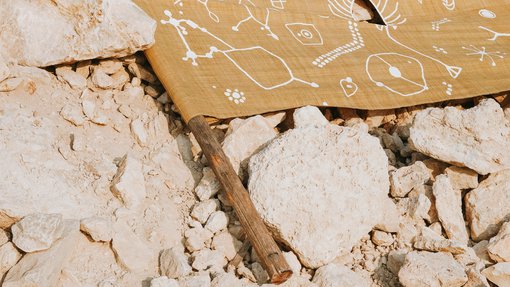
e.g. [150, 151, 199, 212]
[187, 115, 292, 284]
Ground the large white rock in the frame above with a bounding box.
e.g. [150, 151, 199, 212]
[466, 170, 510, 241]
[11, 213, 65, 252]
[390, 161, 430, 198]
[433, 175, 469, 245]
[409, 99, 510, 175]
[248, 120, 392, 268]
[487, 221, 510, 263]
[160, 247, 192, 279]
[0, 242, 22, 276]
[110, 154, 147, 209]
[4, 221, 81, 287]
[111, 220, 152, 272]
[482, 262, 510, 287]
[80, 216, 112, 242]
[312, 264, 371, 287]
[0, 0, 156, 67]
[398, 251, 468, 287]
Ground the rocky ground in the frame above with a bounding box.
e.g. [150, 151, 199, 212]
[0, 52, 510, 287]
[2, 1, 510, 286]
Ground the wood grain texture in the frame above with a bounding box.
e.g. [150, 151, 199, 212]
[188, 115, 292, 284]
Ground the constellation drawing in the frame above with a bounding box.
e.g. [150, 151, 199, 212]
[384, 27, 462, 78]
[285, 23, 324, 46]
[366, 53, 429, 97]
[432, 45, 448, 54]
[479, 9, 496, 19]
[339, 77, 358, 97]
[442, 82, 453, 96]
[328, 0, 355, 20]
[462, 45, 506, 67]
[160, 10, 319, 90]
[232, 5, 280, 40]
[479, 26, 510, 41]
[372, 0, 407, 26]
[271, 0, 286, 9]
[442, 0, 455, 11]
[312, 21, 364, 68]
[198, 0, 222, 22]
[431, 18, 451, 31]
[225, 89, 246, 104]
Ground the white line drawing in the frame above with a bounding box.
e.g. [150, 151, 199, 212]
[371, 0, 408, 26]
[271, 0, 286, 9]
[432, 45, 448, 54]
[479, 9, 496, 19]
[232, 5, 280, 40]
[312, 21, 364, 68]
[442, 82, 453, 96]
[339, 77, 359, 97]
[197, 0, 222, 22]
[383, 27, 462, 78]
[225, 89, 246, 104]
[479, 26, 510, 41]
[328, 0, 356, 20]
[366, 53, 429, 97]
[431, 18, 451, 31]
[462, 45, 506, 67]
[285, 23, 324, 46]
[160, 10, 319, 90]
[442, 0, 455, 10]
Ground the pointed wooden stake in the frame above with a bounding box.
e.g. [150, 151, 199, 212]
[188, 115, 292, 284]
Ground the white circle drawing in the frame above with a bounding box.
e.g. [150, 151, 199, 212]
[224, 89, 246, 104]
[299, 29, 313, 39]
[479, 9, 496, 19]
[366, 53, 428, 97]
[339, 77, 359, 98]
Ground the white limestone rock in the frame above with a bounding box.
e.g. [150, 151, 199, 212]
[110, 154, 146, 209]
[398, 251, 468, 287]
[111, 220, 152, 272]
[409, 99, 510, 175]
[0, 229, 9, 246]
[205, 211, 229, 234]
[179, 274, 211, 287]
[11, 213, 65, 253]
[211, 272, 255, 287]
[390, 161, 430, 198]
[413, 227, 467, 255]
[293, 106, 328, 129]
[4, 220, 80, 287]
[160, 247, 192, 279]
[387, 249, 407, 275]
[483, 262, 510, 287]
[130, 118, 149, 147]
[191, 249, 227, 271]
[151, 141, 195, 191]
[0, 57, 9, 83]
[433, 175, 469, 245]
[222, 115, 278, 175]
[487, 221, 510, 263]
[0, 0, 156, 67]
[466, 170, 510, 241]
[0, 242, 22, 276]
[195, 167, 221, 201]
[371, 231, 394, 247]
[190, 200, 218, 225]
[283, 251, 302, 274]
[465, 267, 490, 287]
[185, 226, 213, 252]
[80, 216, 112, 242]
[150, 276, 180, 287]
[312, 264, 371, 287]
[55, 67, 87, 90]
[248, 122, 392, 268]
[211, 231, 242, 261]
[444, 166, 479, 190]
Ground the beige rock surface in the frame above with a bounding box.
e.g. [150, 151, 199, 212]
[312, 264, 371, 287]
[398, 251, 468, 287]
[444, 166, 479, 190]
[111, 220, 153, 272]
[466, 170, 510, 241]
[0, 0, 156, 67]
[248, 110, 392, 268]
[110, 154, 147, 209]
[160, 247, 192, 279]
[0, 243, 22, 277]
[487, 221, 510, 263]
[11, 213, 65, 253]
[80, 216, 113, 242]
[410, 99, 510, 175]
[482, 262, 510, 287]
[390, 161, 430, 197]
[433, 175, 469, 244]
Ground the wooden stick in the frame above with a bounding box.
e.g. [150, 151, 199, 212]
[188, 115, 292, 284]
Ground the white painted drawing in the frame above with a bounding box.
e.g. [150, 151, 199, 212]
[371, 0, 407, 27]
[432, 45, 448, 54]
[383, 27, 462, 78]
[442, 0, 455, 11]
[442, 82, 453, 96]
[285, 23, 324, 46]
[312, 21, 364, 68]
[479, 9, 496, 19]
[160, 10, 319, 90]
[328, 0, 356, 20]
[271, 0, 286, 10]
[431, 18, 451, 31]
[479, 26, 510, 41]
[339, 77, 358, 98]
[232, 5, 280, 40]
[366, 53, 429, 97]
[462, 45, 506, 67]
[225, 89, 246, 104]
[198, 0, 222, 22]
